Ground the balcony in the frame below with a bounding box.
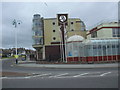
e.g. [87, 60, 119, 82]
[32, 35, 43, 38]
[32, 35, 44, 48]
[32, 44, 43, 49]
[32, 27, 43, 31]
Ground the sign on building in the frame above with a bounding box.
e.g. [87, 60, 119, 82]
[57, 14, 68, 26]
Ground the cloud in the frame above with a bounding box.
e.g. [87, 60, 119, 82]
[0, 2, 2, 48]
[1, 2, 118, 49]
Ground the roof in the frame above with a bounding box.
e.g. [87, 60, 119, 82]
[83, 38, 119, 45]
[87, 22, 119, 35]
[67, 35, 84, 42]
[44, 18, 81, 20]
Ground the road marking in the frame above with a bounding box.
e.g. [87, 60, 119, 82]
[49, 73, 68, 78]
[73, 73, 89, 77]
[2, 77, 26, 79]
[100, 72, 111, 77]
[0, 77, 8, 79]
[1, 72, 113, 79]
[32, 73, 51, 78]
[24, 77, 31, 79]
[25, 73, 51, 78]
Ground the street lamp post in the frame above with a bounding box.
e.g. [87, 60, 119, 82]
[12, 19, 22, 64]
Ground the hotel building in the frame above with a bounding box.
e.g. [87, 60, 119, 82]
[32, 14, 87, 61]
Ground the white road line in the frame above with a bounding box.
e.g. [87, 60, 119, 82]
[49, 73, 68, 78]
[25, 76, 34, 78]
[73, 73, 89, 77]
[100, 72, 111, 77]
[10, 65, 14, 67]
[0, 77, 8, 79]
[25, 73, 51, 78]
[2, 77, 26, 79]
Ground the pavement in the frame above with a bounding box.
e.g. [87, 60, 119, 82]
[0, 72, 30, 77]
[17, 60, 119, 69]
[2, 58, 119, 69]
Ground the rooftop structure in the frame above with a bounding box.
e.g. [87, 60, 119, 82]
[67, 35, 84, 42]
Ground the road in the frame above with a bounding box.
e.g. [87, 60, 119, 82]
[1, 58, 119, 88]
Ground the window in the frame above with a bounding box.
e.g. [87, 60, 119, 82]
[53, 37, 56, 40]
[91, 31, 97, 38]
[93, 45, 97, 49]
[34, 30, 42, 36]
[53, 30, 56, 32]
[71, 22, 73, 24]
[117, 45, 119, 48]
[98, 45, 101, 49]
[107, 45, 110, 48]
[34, 22, 41, 26]
[34, 38, 43, 45]
[53, 22, 55, 25]
[35, 32, 38, 36]
[112, 45, 115, 48]
[35, 23, 37, 26]
[103, 46, 106, 49]
[40, 38, 43, 44]
[112, 28, 120, 37]
[87, 45, 91, 49]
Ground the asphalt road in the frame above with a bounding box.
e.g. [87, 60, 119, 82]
[1, 58, 119, 88]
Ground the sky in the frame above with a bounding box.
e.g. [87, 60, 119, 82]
[1, 1, 118, 50]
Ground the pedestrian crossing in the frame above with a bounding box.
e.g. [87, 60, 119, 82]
[1, 71, 118, 79]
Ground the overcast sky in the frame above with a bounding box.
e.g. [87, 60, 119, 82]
[1, 2, 118, 49]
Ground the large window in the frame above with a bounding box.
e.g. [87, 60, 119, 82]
[112, 28, 120, 37]
[34, 38, 43, 45]
[34, 30, 43, 36]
